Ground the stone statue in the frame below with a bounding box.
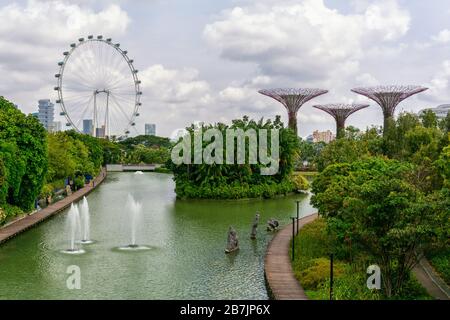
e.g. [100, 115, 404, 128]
[225, 226, 239, 253]
[267, 218, 279, 232]
[250, 212, 260, 239]
[65, 185, 72, 196]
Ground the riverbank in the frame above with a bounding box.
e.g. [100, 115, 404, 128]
[0, 168, 107, 245]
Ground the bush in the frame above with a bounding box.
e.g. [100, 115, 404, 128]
[299, 258, 344, 290]
[0, 204, 23, 225]
[427, 247, 450, 285]
[290, 173, 309, 192]
[74, 176, 85, 190]
[154, 167, 172, 174]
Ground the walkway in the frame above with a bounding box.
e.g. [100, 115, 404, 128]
[0, 169, 107, 245]
[413, 257, 450, 300]
[264, 213, 318, 300]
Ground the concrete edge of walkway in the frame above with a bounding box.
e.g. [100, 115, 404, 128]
[0, 168, 107, 245]
[413, 257, 450, 300]
[264, 213, 318, 300]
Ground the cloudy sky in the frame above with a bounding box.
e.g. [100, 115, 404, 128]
[1, 0, 450, 138]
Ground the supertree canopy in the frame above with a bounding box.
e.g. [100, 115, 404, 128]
[258, 88, 328, 134]
[313, 103, 369, 139]
[351, 85, 428, 135]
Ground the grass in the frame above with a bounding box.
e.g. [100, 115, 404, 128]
[427, 247, 450, 285]
[290, 218, 432, 300]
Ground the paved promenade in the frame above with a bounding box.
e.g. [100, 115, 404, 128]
[264, 213, 318, 300]
[0, 169, 106, 245]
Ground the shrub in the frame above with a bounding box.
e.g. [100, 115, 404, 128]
[290, 173, 309, 192]
[74, 176, 85, 190]
[154, 167, 172, 174]
[299, 258, 344, 290]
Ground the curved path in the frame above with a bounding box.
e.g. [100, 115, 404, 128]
[264, 213, 318, 300]
[0, 169, 107, 245]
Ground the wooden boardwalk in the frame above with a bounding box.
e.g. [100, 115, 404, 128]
[264, 213, 318, 300]
[0, 169, 107, 245]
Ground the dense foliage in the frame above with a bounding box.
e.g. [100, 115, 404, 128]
[308, 111, 450, 297]
[0, 97, 48, 214]
[169, 116, 305, 199]
[292, 219, 430, 300]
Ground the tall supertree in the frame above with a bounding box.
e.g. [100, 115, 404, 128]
[258, 88, 328, 135]
[312, 103, 369, 139]
[351, 85, 428, 135]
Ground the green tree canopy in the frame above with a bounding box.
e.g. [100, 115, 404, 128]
[0, 97, 47, 210]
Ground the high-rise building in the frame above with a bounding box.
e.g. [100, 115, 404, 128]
[145, 123, 156, 136]
[37, 99, 54, 131]
[96, 125, 106, 138]
[83, 119, 93, 135]
[312, 130, 335, 144]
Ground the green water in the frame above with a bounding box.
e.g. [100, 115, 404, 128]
[0, 173, 315, 299]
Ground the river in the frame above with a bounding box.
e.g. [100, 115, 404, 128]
[0, 172, 315, 299]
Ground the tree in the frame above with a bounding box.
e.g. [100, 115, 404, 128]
[311, 157, 448, 297]
[0, 97, 47, 210]
[315, 138, 370, 172]
[420, 109, 438, 129]
[439, 111, 450, 133]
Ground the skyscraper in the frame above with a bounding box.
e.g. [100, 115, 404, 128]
[145, 123, 156, 136]
[96, 125, 106, 138]
[83, 119, 93, 135]
[37, 99, 54, 131]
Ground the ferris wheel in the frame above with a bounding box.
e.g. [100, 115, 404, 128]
[54, 35, 142, 138]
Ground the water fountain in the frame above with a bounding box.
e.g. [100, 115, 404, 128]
[118, 194, 149, 251]
[135, 171, 144, 175]
[79, 196, 93, 244]
[62, 203, 85, 254]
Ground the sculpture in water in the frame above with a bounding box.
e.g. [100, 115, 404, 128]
[267, 219, 279, 232]
[225, 226, 239, 253]
[250, 213, 260, 240]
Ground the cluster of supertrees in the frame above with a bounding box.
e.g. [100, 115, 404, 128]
[258, 86, 428, 138]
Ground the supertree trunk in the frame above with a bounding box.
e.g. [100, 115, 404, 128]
[383, 111, 395, 136]
[336, 118, 346, 139]
[288, 111, 298, 135]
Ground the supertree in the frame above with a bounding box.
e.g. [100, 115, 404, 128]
[351, 85, 428, 135]
[312, 103, 369, 139]
[258, 88, 328, 135]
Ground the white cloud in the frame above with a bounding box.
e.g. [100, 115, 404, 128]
[203, 0, 410, 80]
[432, 29, 450, 44]
[0, 0, 130, 112]
[426, 60, 450, 102]
[140, 64, 211, 104]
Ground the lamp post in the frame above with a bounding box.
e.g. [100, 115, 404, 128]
[295, 200, 300, 235]
[330, 253, 334, 301]
[291, 217, 296, 261]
